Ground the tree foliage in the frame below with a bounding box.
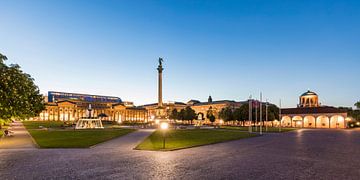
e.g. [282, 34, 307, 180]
[219, 107, 233, 122]
[173, 106, 197, 122]
[183, 106, 197, 121]
[339, 106, 360, 121]
[219, 102, 279, 123]
[0, 53, 45, 121]
[169, 108, 178, 120]
[206, 107, 216, 123]
[355, 101, 360, 109]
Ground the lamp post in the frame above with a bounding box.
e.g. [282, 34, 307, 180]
[160, 122, 169, 149]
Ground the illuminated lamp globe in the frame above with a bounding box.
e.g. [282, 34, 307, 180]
[160, 122, 169, 130]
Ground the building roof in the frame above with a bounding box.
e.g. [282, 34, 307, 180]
[281, 106, 347, 115]
[141, 102, 187, 107]
[301, 90, 318, 97]
[187, 99, 201, 104]
[191, 100, 244, 106]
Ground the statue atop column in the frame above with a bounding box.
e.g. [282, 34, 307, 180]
[157, 57, 164, 73]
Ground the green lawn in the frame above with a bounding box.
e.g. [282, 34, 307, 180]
[220, 126, 297, 132]
[23, 121, 66, 129]
[28, 129, 135, 148]
[23, 121, 135, 148]
[135, 129, 258, 151]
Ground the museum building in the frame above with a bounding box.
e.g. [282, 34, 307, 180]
[281, 90, 349, 128]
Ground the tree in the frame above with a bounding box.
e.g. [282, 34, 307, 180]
[183, 106, 197, 124]
[169, 109, 178, 120]
[178, 109, 185, 120]
[0, 53, 8, 64]
[233, 106, 248, 126]
[0, 53, 45, 121]
[219, 107, 233, 123]
[355, 101, 360, 109]
[206, 107, 216, 124]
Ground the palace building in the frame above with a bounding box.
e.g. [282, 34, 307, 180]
[141, 102, 187, 120]
[37, 91, 148, 122]
[188, 96, 244, 123]
[281, 90, 349, 128]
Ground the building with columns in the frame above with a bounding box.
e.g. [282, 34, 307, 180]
[36, 91, 148, 122]
[281, 90, 349, 128]
[189, 96, 244, 123]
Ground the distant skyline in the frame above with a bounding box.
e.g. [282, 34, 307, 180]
[1, 0, 359, 108]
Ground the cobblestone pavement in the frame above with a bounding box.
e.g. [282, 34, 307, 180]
[0, 121, 36, 149]
[0, 129, 359, 179]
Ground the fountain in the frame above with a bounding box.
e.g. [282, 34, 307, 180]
[75, 104, 104, 129]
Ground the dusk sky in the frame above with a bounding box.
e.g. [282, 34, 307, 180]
[1, 0, 359, 107]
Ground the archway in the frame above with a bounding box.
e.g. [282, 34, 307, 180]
[330, 115, 345, 128]
[281, 116, 292, 127]
[316, 116, 329, 128]
[292, 116, 303, 128]
[304, 116, 316, 128]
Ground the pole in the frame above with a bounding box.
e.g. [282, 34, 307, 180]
[248, 96, 252, 133]
[255, 99, 258, 132]
[163, 131, 166, 149]
[260, 92, 263, 135]
[266, 99, 268, 132]
[279, 99, 282, 132]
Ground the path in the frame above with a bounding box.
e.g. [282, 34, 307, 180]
[92, 129, 155, 150]
[0, 121, 37, 149]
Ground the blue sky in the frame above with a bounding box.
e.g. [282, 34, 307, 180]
[1, 0, 359, 107]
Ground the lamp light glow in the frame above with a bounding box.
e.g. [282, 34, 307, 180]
[160, 122, 169, 130]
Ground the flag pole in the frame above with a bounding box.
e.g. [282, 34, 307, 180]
[260, 92, 263, 135]
[279, 99, 282, 132]
[248, 95, 252, 133]
[255, 99, 258, 132]
[266, 99, 268, 132]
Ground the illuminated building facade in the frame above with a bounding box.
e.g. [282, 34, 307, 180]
[37, 91, 147, 122]
[281, 90, 349, 128]
[142, 102, 187, 120]
[189, 96, 244, 124]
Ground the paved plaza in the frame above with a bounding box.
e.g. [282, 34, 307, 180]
[0, 128, 359, 179]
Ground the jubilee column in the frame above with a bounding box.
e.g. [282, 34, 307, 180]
[155, 58, 166, 119]
[157, 58, 164, 108]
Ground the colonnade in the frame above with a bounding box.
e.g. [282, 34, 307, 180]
[281, 115, 347, 128]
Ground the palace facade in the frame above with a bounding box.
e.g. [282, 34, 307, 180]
[37, 92, 246, 124]
[188, 96, 244, 123]
[36, 91, 148, 122]
[281, 90, 349, 128]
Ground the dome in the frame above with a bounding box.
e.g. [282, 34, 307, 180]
[301, 90, 318, 97]
[299, 90, 319, 108]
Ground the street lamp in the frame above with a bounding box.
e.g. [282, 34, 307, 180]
[160, 122, 169, 149]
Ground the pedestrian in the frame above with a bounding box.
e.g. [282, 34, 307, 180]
[4, 129, 9, 136]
